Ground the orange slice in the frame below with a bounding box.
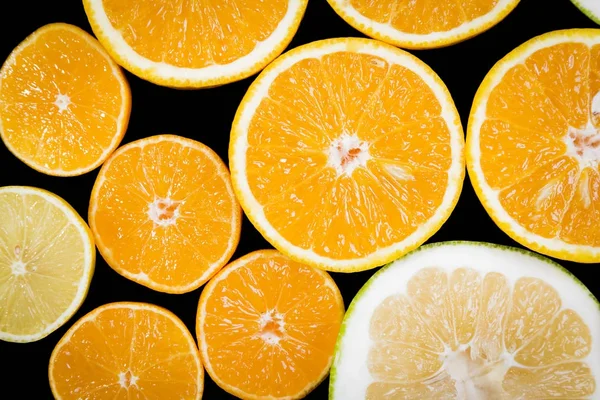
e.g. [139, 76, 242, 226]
[468, 29, 600, 262]
[326, 0, 520, 49]
[197, 249, 344, 399]
[330, 241, 600, 399]
[82, 0, 308, 88]
[0, 23, 130, 176]
[49, 302, 203, 399]
[230, 38, 465, 272]
[89, 135, 241, 294]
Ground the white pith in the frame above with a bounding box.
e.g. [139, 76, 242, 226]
[330, 242, 600, 400]
[84, 0, 306, 84]
[327, 133, 371, 176]
[0, 186, 94, 343]
[327, 0, 517, 47]
[468, 31, 600, 258]
[49, 302, 203, 400]
[230, 39, 464, 271]
[0, 23, 130, 176]
[147, 197, 182, 227]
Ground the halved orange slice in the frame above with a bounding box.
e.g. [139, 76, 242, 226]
[0, 23, 130, 176]
[468, 29, 600, 262]
[230, 38, 464, 272]
[49, 302, 203, 399]
[326, 0, 520, 49]
[197, 249, 344, 399]
[89, 135, 241, 293]
[83, 0, 308, 88]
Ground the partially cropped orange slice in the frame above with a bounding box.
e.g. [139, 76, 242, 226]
[82, 0, 308, 88]
[326, 0, 520, 49]
[89, 135, 241, 294]
[197, 250, 344, 399]
[49, 302, 203, 399]
[0, 23, 130, 176]
[468, 29, 600, 262]
[230, 38, 464, 272]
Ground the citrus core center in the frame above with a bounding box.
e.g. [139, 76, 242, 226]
[118, 370, 139, 388]
[54, 93, 71, 112]
[327, 133, 370, 176]
[566, 124, 600, 167]
[258, 310, 285, 345]
[148, 197, 181, 227]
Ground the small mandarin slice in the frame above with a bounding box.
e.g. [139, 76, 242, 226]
[89, 134, 241, 294]
[0, 23, 130, 176]
[197, 249, 344, 400]
[49, 302, 203, 400]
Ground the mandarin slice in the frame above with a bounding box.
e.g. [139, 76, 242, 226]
[230, 38, 464, 272]
[330, 241, 600, 400]
[89, 135, 241, 294]
[0, 23, 130, 176]
[197, 249, 344, 400]
[49, 302, 203, 400]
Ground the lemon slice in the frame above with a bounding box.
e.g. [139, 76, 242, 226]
[331, 241, 600, 399]
[0, 186, 95, 343]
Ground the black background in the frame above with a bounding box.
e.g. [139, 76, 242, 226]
[1, 0, 599, 399]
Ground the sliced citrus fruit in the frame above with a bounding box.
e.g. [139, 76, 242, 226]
[0, 186, 95, 343]
[197, 249, 344, 399]
[0, 23, 131, 176]
[230, 37, 464, 272]
[467, 29, 600, 262]
[330, 241, 600, 399]
[89, 134, 241, 294]
[49, 302, 203, 399]
[571, 0, 600, 25]
[82, 0, 308, 88]
[326, 0, 520, 50]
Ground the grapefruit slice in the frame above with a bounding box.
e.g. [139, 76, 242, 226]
[82, 0, 308, 88]
[49, 302, 203, 399]
[230, 38, 464, 273]
[467, 29, 600, 262]
[326, 0, 520, 49]
[0, 23, 131, 176]
[197, 250, 344, 399]
[571, 0, 600, 25]
[0, 186, 95, 343]
[89, 135, 241, 294]
[330, 241, 600, 399]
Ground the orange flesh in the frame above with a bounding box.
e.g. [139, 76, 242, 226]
[479, 42, 600, 246]
[90, 137, 240, 292]
[101, 0, 288, 68]
[199, 251, 344, 398]
[50, 305, 202, 399]
[245, 52, 452, 260]
[0, 24, 127, 174]
[367, 268, 595, 399]
[349, 0, 499, 34]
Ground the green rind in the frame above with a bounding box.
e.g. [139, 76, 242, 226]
[570, 0, 600, 25]
[328, 240, 600, 399]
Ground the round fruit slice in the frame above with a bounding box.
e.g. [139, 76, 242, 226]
[230, 37, 464, 272]
[330, 241, 600, 399]
[326, 0, 520, 50]
[89, 134, 241, 294]
[197, 249, 344, 400]
[0, 186, 95, 343]
[82, 0, 308, 88]
[49, 302, 203, 399]
[0, 23, 131, 176]
[468, 29, 600, 263]
[571, 0, 600, 25]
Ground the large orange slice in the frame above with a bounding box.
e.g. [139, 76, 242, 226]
[197, 249, 344, 399]
[82, 0, 308, 88]
[468, 29, 600, 262]
[89, 135, 241, 294]
[330, 241, 600, 399]
[326, 0, 520, 49]
[49, 302, 203, 399]
[0, 23, 130, 176]
[230, 38, 465, 272]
